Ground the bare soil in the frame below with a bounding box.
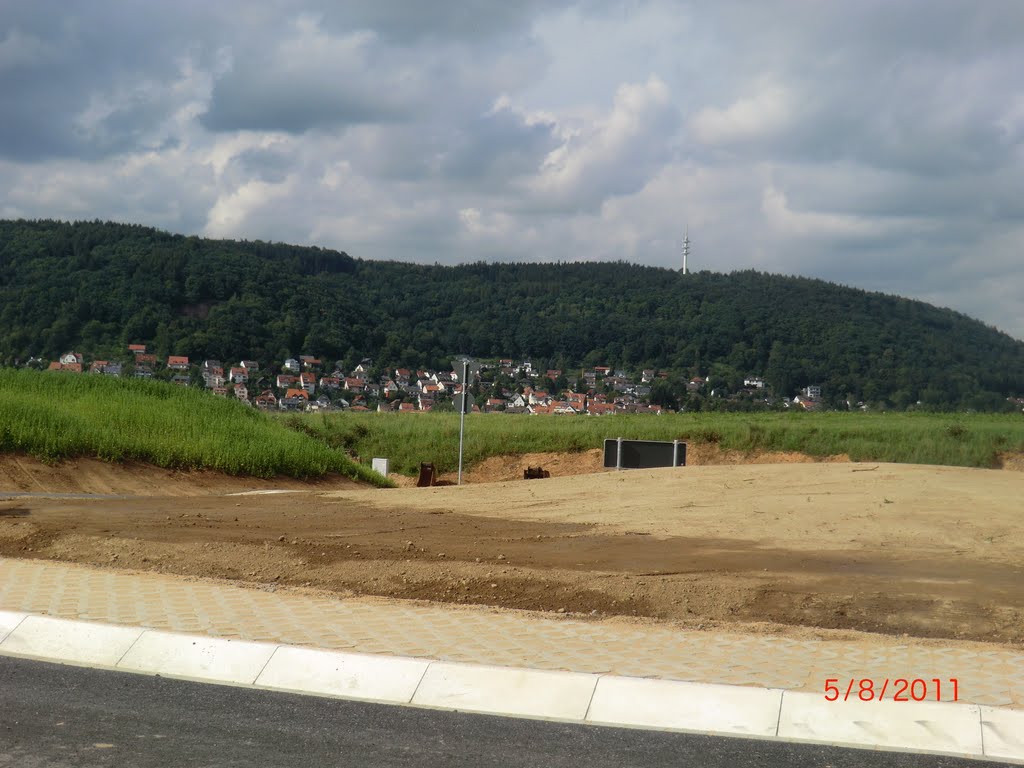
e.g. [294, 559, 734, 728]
[2, 453, 1023, 647]
[432, 445, 852, 485]
[0, 455, 359, 496]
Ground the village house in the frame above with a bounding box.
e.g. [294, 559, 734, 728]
[319, 376, 341, 391]
[233, 383, 249, 402]
[605, 375, 630, 393]
[566, 392, 587, 412]
[300, 355, 322, 370]
[254, 390, 277, 409]
[60, 352, 84, 366]
[128, 344, 146, 356]
[276, 373, 298, 389]
[306, 394, 332, 412]
[240, 360, 260, 371]
[282, 358, 300, 373]
[793, 395, 821, 411]
[167, 356, 189, 371]
[299, 372, 316, 395]
[229, 367, 248, 384]
[280, 388, 309, 410]
[48, 360, 81, 373]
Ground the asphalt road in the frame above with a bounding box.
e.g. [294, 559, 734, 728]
[0, 656, 1006, 768]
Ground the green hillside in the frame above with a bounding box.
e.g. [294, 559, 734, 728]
[1, 219, 1022, 409]
[0, 369, 390, 485]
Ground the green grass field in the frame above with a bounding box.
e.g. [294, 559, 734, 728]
[0, 369, 391, 486]
[291, 409, 1024, 476]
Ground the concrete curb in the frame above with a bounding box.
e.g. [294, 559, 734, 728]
[0, 610, 1021, 764]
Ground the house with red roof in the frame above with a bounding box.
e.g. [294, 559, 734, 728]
[299, 372, 316, 395]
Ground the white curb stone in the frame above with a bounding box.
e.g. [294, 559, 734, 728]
[3, 613, 1024, 763]
[412, 661, 598, 721]
[0, 610, 27, 644]
[586, 677, 783, 736]
[117, 631, 277, 685]
[0, 615, 143, 666]
[777, 690, 983, 754]
[256, 646, 429, 704]
[981, 706, 1024, 761]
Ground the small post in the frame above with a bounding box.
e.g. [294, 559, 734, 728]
[673, 439, 680, 467]
[616, 437, 623, 471]
[457, 360, 467, 486]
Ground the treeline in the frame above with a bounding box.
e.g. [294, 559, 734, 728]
[1, 219, 1022, 409]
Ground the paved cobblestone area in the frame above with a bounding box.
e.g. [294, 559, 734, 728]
[1, 556, 1020, 709]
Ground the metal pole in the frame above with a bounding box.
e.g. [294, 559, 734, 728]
[457, 360, 467, 485]
[616, 436, 623, 471]
[673, 439, 680, 467]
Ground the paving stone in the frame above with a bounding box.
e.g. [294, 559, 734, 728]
[0, 556, 1021, 710]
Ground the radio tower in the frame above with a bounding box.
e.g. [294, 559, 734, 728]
[681, 226, 690, 274]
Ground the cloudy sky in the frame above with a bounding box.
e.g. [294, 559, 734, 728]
[2, 1, 1022, 338]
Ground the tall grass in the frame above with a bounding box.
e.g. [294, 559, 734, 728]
[290, 410, 1024, 476]
[0, 369, 391, 486]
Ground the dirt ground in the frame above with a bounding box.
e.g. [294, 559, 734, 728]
[0, 455, 359, 496]
[1, 453, 1023, 647]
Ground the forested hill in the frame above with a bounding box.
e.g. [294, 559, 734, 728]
[1, 219, 1022, 408]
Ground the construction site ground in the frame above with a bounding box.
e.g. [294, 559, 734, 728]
[1, 452, 1023, 648]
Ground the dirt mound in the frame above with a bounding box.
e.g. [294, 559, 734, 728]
[429, 445, 849, 484]
[998, 452, 1024, 471]
[0, 455, 359, 496]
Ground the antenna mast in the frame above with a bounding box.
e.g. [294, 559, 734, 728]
[681, 226, 690, 274]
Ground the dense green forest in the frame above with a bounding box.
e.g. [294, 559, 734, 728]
[1, 219, 1022, 409]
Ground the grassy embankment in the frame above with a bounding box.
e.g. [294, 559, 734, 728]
[0, 369, 391, 486]
[292, 410, 1024, 476]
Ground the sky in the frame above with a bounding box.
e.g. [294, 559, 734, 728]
[1, 1, 1022, 339]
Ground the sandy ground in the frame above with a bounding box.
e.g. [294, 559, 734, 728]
[1, 453, 1023, 647]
